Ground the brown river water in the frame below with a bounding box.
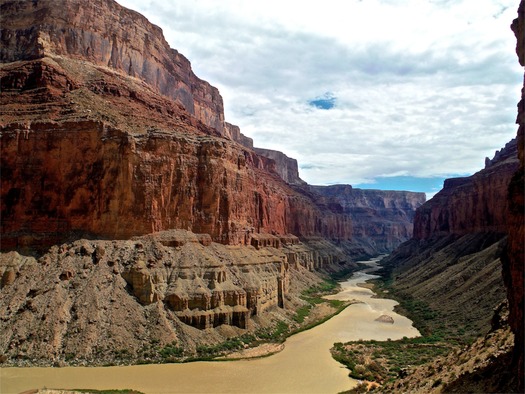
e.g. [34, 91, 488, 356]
[1, 257, 420, 394]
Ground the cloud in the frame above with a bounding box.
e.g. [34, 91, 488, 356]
[118, 0, 522, 195]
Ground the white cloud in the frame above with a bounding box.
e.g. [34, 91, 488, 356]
[118, 0, 522, 194]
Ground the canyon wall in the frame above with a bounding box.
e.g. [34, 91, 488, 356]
[254, 148, 307, 186]
[0, 55, 352, 251]
[0, 0, 225, 133]
[413, 139, 519, 239]
[250, 149, 425, 252]
[310, 185, 426, 253]
[0, 116, 351, 250]
[505, 2, 524, 389]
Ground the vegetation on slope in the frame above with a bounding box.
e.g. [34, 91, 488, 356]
[330, 233, 518, 393]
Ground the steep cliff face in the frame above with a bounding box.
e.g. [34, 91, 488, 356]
[413, 139, 519, 240]
[254, 148, 307, 186]
[0, 0, 225, 133]
[309, 185, 426, 253]
[0, 53, 352, 251]
[225, 122, 254, 150]
[505, 2, 524, 389]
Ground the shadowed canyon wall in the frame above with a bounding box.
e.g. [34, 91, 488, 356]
[310, 185, 426, 253]
[505, 1, 524, 389]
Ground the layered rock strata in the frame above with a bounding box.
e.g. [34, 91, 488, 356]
[0, 56, 352, 250]
[414, 139, 519, 239]
[0, 231, 354, 363]
[309, 185, 426, 253]
[0, 0, 225, 133]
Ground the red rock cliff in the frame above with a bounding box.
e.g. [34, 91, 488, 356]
[0, 0, 225, 133]
[310, 185, 426, 252]
[413, 139, 519, 239]
[0, 1, 353, 250]
[504, 2, 524, 389]
[254, 148, 307, 186]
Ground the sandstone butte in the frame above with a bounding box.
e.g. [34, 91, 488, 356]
[0, 0, 427, 363]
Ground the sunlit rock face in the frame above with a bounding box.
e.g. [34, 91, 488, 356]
[0, 0, 357, 251]
[0, 0, 225, 133]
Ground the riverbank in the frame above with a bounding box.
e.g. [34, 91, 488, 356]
[2, 257, 420, 394]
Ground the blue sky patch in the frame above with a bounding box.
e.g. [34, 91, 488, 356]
[308, 92, 336, 110]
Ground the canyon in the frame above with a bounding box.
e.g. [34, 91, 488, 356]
[0, 0, 424, 365]
[377, 50, 524, 394]
[0, 0, 522, 392]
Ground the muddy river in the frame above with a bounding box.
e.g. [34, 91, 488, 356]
[1, 257, 420, 394]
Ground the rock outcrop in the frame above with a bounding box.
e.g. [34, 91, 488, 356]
[309, 185, 426, 253]
[0, 231, 355, 364]
[0, 0, 225, 133]
[225, 122, 254, 149]
[413, 139, 519, 239]
[254, 148, 307, 185]
[504, 2, 524, 390]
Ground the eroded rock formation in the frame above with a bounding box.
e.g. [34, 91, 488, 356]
[0, 231, 355, 363]
[413, 139, 519, 239]
[0, 0, 225, 133]
[309, 185, 426, 253]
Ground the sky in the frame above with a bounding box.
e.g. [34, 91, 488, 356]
[119, 0, 523, 198]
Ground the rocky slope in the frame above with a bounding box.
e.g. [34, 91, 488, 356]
[0, 230, 356, 365]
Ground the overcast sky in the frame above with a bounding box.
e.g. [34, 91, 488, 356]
[119, 0, 522, 197]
